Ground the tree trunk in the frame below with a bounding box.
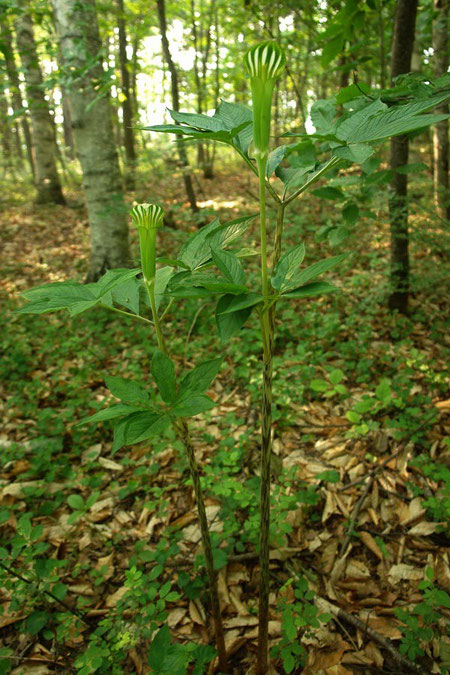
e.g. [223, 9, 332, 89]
[378, 0, 386, 89]
[388, 0, 418, 314]
[156, 0, 198, 212]
[13, 121, 24, 161]
[0, 75, 13, 174]
[52, 0, 130, 281]
[190, 0, 205, 171]
[61, 93, 74, 158]
[0, 20, 35, 177]
[432, 0, 449, 220]
[15, 13, 65, 204]
[116, 0, 136, 188]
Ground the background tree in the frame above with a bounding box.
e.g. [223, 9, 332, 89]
[0, 70, 13, 176]
[15, 11, 65, 204]
[432, 0, 449, 219]
[388, 0, 419, 314]
[52, 0, 130, 281]
[156, 0, 198, 213]
[116, 0, 136, 188]
[0, 18, 35, 177]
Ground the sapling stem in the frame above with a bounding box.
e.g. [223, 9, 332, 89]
[256, 153, 276, 675]
[135, 210, 229, 673]
[244, 40, 286, 675]
[177, 418, 228, 672]
[145, 280, 164, 349]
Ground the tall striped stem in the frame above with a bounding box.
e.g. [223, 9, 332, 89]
[256, 156, 278, 674]
[144, 283, 228, 673]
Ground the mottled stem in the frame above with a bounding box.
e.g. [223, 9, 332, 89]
[178, 419, 228, 672]
[145, 287, 228, 673]
[256, 157, 281, 674]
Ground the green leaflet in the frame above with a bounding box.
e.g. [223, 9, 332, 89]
[332, 143, 374, 164]
[266, 145, 286, 177]
[177, 215, 255, 271]
[169, 110, 225, 132]
[178, 358, 223, 398]
[151, 350, 176, 404]
[111, 277, 140, 315]
[142, 99, 254, 156]
[93, 268, 142, 296]
[216, 292, 263, 315]
[105, 376, 149, 404]
[18, 282, 96, 315]
[154, 266, 174, 311]
[210, 248, 246, 285]
[272, 244, 306, 292]
[283, 281, 338, 298]
[214, 100, 253, 154]
[172, 395, 216, 417]
[168, 271, 248, 297]
[311, 187, 345, 201]
[287, 254, 346, 289]
[112, 412, 171, 453]
[142, 104, 252, 147]
[335, 94, 450, 144]
[18, 269, 142, 317]
[215, 294, 253, 342]
[76, 403, 146, 426]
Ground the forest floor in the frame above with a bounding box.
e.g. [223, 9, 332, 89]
[0, 166, 449, 674]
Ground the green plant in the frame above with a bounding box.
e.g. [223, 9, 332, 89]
[394, 567, 450, 663]
[271, 576, 331, 673]
[16, 40, 450, 673]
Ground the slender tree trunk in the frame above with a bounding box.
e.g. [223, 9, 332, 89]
[0, 77, 13, 174]
[116, 0, 136, 188]
[130, 35, 139, 118]
[432, 0, 449, 220]
[15, 13, 65, 204]
[13, 121, 24, 161]
[0, 20, 35, 177]
[200, 0, 215, 178]
[61, 93, 74, 158]
[156, 0, 198, 212]
[52, 0, 130, 281]
[130, 35, 146, 151]
[190, 0, 206, 171]
[213, 4, 220, 110]
[378, 0, 386, 89]
[388, 0, 419, 314]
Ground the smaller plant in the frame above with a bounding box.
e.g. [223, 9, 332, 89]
[410, 453, 450, 529]
[394, 567, 450, 664]
[310, 368, 347, 398]
[271, 576, 331, 673]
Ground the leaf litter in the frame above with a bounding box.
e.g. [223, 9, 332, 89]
[0, 181, 449, 673]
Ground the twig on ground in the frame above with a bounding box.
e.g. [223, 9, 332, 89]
[315, 596, 428, 675]
[0, 561, 88, 625]
[340, 476, 374, 556]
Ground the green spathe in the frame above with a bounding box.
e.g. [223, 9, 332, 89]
[244, 41, 286, 82]
[244, 41, 286, 159]
[130, 203, 164, 229]
[130, 203, 164, 284]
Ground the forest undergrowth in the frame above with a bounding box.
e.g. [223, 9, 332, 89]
[0, 166, 449, 673]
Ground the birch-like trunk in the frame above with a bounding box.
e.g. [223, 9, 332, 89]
[15, 14, 64, 204]
[0, 74, 13, 174]
[52, 0, 130, 281]
[1, 19, 35, 177]
[156, 0, 198, 213]
[432, 0, 449, 220]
